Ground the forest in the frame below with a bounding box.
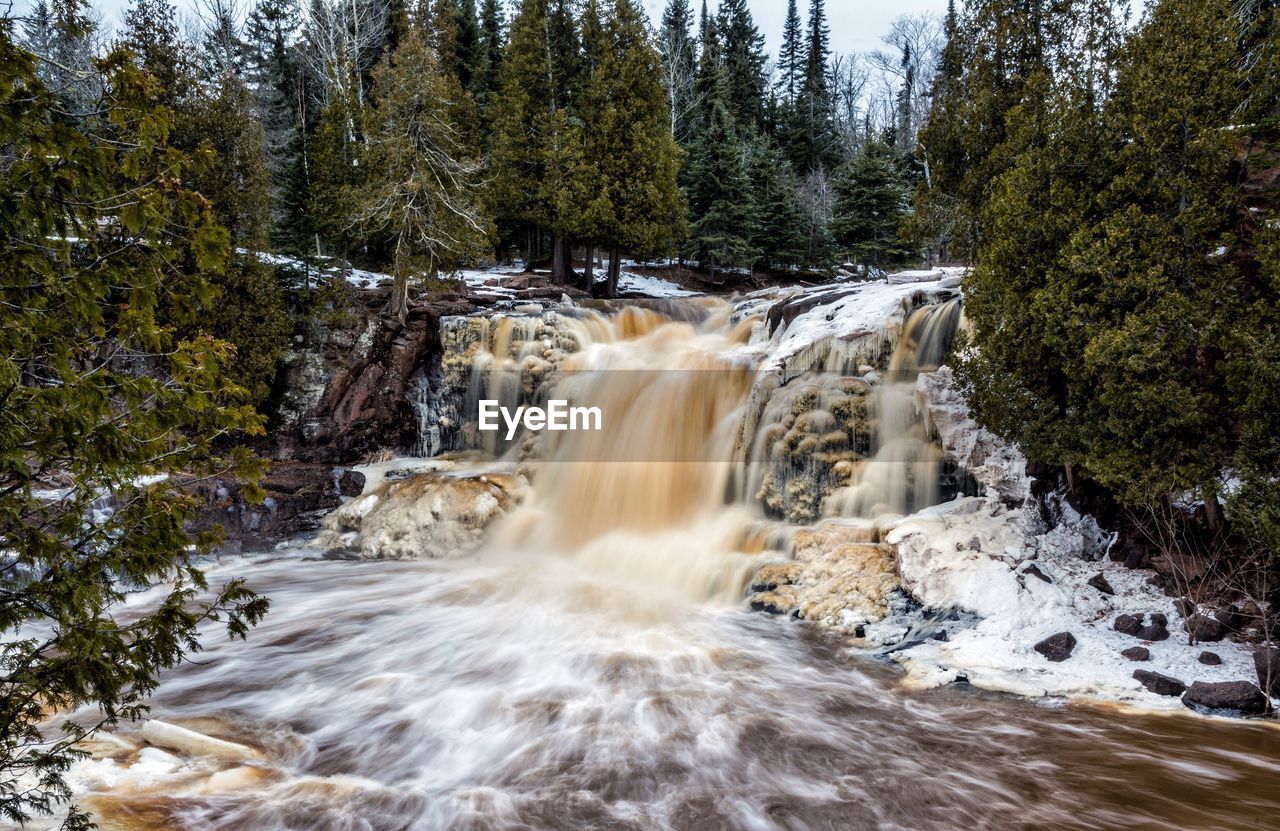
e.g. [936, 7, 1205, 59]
[2, 0, 1280, 826]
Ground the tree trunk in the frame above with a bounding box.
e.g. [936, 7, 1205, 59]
[388, 271, 409, 325]
[1203, 491, 1224, 534]
[606, 246, 621, 298]
[552, 233, 568, 283]
[581, 243, 595, 292]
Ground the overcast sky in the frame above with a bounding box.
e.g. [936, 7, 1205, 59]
[28, 0, 950, 59]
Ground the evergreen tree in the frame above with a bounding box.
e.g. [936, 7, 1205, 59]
[715, 0, 766, 131]
[357, 29, 491, 319]
[121, 0, 188, 102]
[476, 0, 505, 118]
[791, 0, 836, 171]
[777, 0, 803, 103]
[684, 99, 757, 277]
[490, 0, 584, 281]
[962, 0, 1244, 512]
[830, 139, 913, 268]
[0, 27, 268, 825]
[908, 0, 968, 259]
[748, 135, 807, 269]
[584, 0, 685, 295]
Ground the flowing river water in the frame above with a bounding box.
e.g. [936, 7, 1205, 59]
[68, 292, 1280, 830]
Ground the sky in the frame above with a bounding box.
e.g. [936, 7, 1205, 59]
[41, 0, 950, 60]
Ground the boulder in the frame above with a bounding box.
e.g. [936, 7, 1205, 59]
[1254, 646, 1280, 697]
[1114, 614, 1144, 636]
[1174, 597, 1196, 617]
[1137, 613, 1170, 642]
[1121, 646, 1150, 662]
[1087, 573, 1115, 595]
[1034, 632, 1077, 662]
[1182, 681, 1272, 716]
[336, 468, 366, 497]
[1184, 613, 1227, 643]
[1133, 670, 1187, 697]
[1199, 651, 1223, 666]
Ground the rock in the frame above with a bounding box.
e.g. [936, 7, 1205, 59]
[1137, 614, 1170, 642]
[1254, 646, 1280, 697]
[1121, 646, 1150, 662]
[1023, 564, 1051, 583]
[750, 593, 793, 616]
[1184, 613, 1226, 643]
[1182, 681, 1272, 716]
[1174, 597, 1196, 617]
[1086, 573, 1114, 595]
[1114, 613, 1144, 636]
[185, 462, 348, 551]
[336, 468, 366, 497]
[1034, 632, 1077, 662]
[1133, 670, 1187, 697]
[930, 630, 949, 642]
[1198, 651, 1222, 666]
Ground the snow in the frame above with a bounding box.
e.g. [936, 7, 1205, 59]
[613, 271, 698, 298]
[879, 495, 1266, 710]
[748, 275, 960, 372]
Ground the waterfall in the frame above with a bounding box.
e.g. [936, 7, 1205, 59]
[823, 298, 964, 521]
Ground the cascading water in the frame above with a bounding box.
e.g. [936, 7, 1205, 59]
[53, 290, 1280, 831]
[823, 298, 965, 521]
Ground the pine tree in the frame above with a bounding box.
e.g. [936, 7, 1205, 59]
[684, 99, 757, 277]
[0, 27, 268, 825]
[658, 0, 698, 141]
[790, 0, 837, 172]
[749, 135, 807, 269]
[829, 139, 913, 268]
[778, 0, 803, 103]
[715, 0, 766, 131]
[121, 0, 189, 104]
[908, 0, 968, 259]
[356, 28, 490, 319]
[245, 0, 309, 244]
[476, 0, 505, 119]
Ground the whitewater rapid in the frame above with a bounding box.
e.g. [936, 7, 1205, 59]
[65, 547, 1280, 830]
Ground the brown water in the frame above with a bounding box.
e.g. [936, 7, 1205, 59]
[81, 549, 1280, 831]
[73, 295, 1280, 830]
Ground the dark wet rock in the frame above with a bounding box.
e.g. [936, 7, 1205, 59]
[1114, 614, 1144, 636]
[930, 630, 949, 642]
[1174, 597, 1196, 618]
[749, 594, 792, 616]
[1182, 681, 1272, 717]
[1254, 646, 1280, 697]
[1133, 670, 1186, 697]
[1086, 573, 1114, 595]
[1137, 616, 1170, 642]
[1023, 564, 1052, 583]
[336, 468, 366, 497]
[1199, 651, 1223, 666]
[185, 462, 346, 552]
[1184, 614, 1227, 643]
[1034, 632, 1077, 662]
[1121, 646, 1150, 662]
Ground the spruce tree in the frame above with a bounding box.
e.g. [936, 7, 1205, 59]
[793, 0, 836, 170]
[685, 99, 758, 277]
[490, 0, 584, 281]
[778, 0, 803, 103]
[749, 135, 807, 269]
[715, 0, 766, 131]
[586, 0, 684, 295]
[830, 140, 913, 269]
